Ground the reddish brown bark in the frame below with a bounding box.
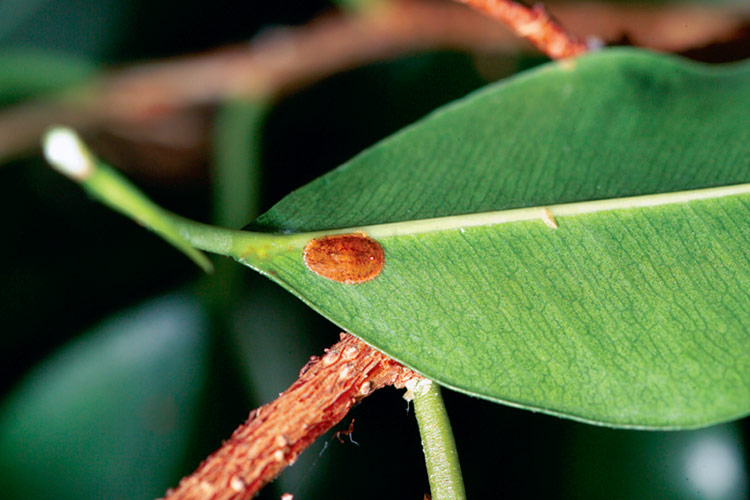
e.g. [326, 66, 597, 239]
[0, 1, 745, 162]
[456, 0, 588, 58]
[161, 333, 420, 500]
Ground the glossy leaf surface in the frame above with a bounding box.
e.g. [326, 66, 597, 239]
[244, 49, 750, 428]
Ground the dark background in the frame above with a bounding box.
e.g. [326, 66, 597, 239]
[0, 1, 747, 499]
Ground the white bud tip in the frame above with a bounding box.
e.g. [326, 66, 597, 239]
[43, 127, 94, 180]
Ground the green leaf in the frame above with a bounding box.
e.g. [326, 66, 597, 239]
[0, 49, 96, 104]
[0, 293, 210, 500]
[234, 48, 750, 429]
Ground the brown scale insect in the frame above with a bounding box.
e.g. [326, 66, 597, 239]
[303, 233, 384, 284]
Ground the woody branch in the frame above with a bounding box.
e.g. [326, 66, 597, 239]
[456, 0, 589, 58]
[0, 0, 745, 162]
[162, 333, 421, 500]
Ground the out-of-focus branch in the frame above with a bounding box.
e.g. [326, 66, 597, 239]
[0, 0, 747, 162]
[0, 0, 518, 161]
[161, 333, 421, 500]
[455, 0, 588, 58]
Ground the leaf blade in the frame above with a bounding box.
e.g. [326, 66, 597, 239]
[251, 49, 750, 232]
[243, 48, 750, 428]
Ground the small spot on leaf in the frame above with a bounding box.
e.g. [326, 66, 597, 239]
[303, 233, 384, 284]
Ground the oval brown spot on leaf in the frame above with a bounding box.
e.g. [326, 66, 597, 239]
[303, 233, 384, 284]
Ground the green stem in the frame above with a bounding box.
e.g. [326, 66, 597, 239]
[45, 127, 750, 279]
[82, 163, 215, 272]
[213, 99, 266, 229]
[41, 126, 298, 271]
[169, 215, 299, 260]
[204, 98, 267, 307]
[412, 380, 466, 500]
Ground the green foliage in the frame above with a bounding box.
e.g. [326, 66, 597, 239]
[332, 0, 381, 11]
[0, 49, 95, 104]
[238, 49, 750, 428]
[3, 9, 749, 495]
[0, 294, 210, 499]
[253, 49, 749, 231]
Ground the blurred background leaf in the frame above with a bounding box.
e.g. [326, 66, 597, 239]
[1, 0, 748, 499]
[0, 50, 95, 105]
[0, 293, 210, 499]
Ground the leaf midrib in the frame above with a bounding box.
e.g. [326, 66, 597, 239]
[177, 183, 750, 260]
[334, 183, 750, 238]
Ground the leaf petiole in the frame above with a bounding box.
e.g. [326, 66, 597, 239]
[411, 379, 467, 500]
